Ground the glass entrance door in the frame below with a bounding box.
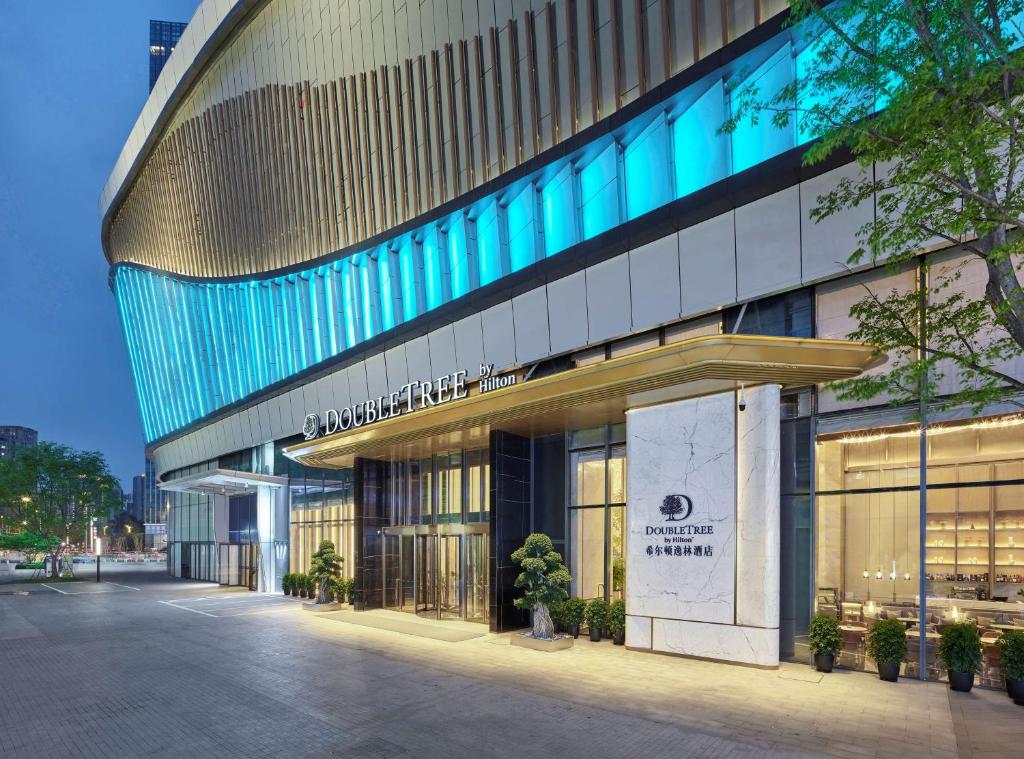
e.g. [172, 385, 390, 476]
[384, 533, 417, 611]
[464, 533, 488, 622]
[438, 535, 461, 619]
[415, 534, 437, 617]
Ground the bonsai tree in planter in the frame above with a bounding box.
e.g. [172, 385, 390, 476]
[309, 540, 343, 604]
[585, 598, 609, 642]
[808, 614, 842, 672]
[608, 599, 626, 645]
[939, 622, 982, 692]
[511, 533, 571, 639]
[997, 629, 1024, 705]
[562, 598, 586, 638]
[866, 619, 907, 682]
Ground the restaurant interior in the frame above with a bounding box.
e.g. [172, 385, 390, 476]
[814, 413, 1024, 684]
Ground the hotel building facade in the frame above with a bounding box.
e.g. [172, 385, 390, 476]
[102, 0, 1024, 675]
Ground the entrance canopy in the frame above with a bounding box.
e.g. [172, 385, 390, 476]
[158, 468, 288, 496]
[284, 334, 881, 469]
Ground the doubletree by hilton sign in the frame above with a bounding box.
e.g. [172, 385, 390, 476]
[301, 363, 516, 440]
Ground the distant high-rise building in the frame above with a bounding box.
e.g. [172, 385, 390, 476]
[131, 474, 146, 522]
[0, 426, 37, 460]
[143, 458, 161, 524]
[149, 20, 186, 91]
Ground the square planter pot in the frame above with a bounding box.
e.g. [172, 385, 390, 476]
[510, 633, 574, 652]
[301, 601, 345, 612]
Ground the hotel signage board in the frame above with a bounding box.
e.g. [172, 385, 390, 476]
[302, 364, 517, 440]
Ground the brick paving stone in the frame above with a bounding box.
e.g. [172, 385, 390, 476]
[1, 567, 1020, 758]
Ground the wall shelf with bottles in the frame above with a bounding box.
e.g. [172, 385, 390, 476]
[922, 464, 1024, 597]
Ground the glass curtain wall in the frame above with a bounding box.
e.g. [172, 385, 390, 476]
[815, 414, 1024, 685]
[780, 390, 814, 661]
[288, 468, 356, 577]
[569, 424, 627, 602]
[166, 460, 217, 582]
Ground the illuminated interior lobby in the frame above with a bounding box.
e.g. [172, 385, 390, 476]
[101, 0, 1024, 677]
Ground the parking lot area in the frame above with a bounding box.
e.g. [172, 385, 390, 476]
[159, 591, 298, 617]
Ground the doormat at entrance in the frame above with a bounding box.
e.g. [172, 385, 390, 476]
[320, 611, 486, 643]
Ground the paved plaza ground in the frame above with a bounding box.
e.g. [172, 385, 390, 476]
[0, 567, 1020, 759]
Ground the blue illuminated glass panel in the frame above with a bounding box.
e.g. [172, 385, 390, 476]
[446, 214, 474, 297]
[541, 164, 578, 255]
[506, 184, 537, 272]
[731, 45, 795, 173]
[624, 114, 671, 220]
[673, 80, 729, 197]
[580, 142, 620, 239]
[398, 237, 420, 322]
[476, 201, 505, 285]
[376, 249, 396, 331]
[422, 226, 449, 310]
[339, 260, 359, 349]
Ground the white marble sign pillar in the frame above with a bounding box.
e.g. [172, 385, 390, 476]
[625, 385, 781, 667]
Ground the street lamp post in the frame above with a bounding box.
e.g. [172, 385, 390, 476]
[94, 537, 102, 582]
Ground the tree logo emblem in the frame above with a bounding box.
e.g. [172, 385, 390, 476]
[660, 494, 693, 521]
[302, 413, 321, 440]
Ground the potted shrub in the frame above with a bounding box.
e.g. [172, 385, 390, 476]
[332, 576, 353, 605]
[548, 600, 566, 633]
[305, 574, 317, 599]
[866, 618, 907, 682]
[585, 598, 608, 642]
[939, 622, 982, 692]
[563, 598, 586, 638]
[296, 573, 307, 598]
[281, 574, 292, 596]
[808, 613, 842, 672]
[608, 599, 626, 645]
[997, 629, 1024, 705]
[290, 574, 301, 597]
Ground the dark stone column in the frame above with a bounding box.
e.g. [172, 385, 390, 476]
[489, 430, 531, 633]
[354, 458, 387, 609]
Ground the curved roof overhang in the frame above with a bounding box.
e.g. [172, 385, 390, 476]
[284, 334, 883, 469]
[99, 0, 258, 260]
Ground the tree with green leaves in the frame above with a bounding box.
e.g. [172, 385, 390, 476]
[730, 0, 1024, 411]
[0, 442, 118, 578]
[512, 533, 571, 639]
[308, 540, 343, 604]
[110, 511, 145, 552]
[0, 531, 49, 562]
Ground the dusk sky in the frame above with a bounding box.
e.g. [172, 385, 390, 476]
[0, 1, 199, 490]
